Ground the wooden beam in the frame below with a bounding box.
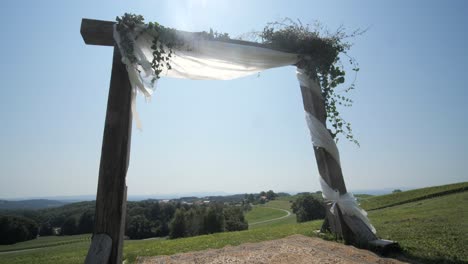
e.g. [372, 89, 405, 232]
[81, 19, 115, 46]
[80, 18, 291, 52]
[86, 46, 133, 264]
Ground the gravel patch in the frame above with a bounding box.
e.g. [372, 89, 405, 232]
[136, 234, 406, 264]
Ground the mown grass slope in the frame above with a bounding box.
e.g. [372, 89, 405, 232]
[0, 240, 90, 264]
[0, 234, 90, 252]
[247, 199, 296, 229]
[361, 181, 468, 211]
[369, 191, 468, 264]
[245, 207, 286, 224]
[259, 200, 293, 211]
[248, 214, 297, 229]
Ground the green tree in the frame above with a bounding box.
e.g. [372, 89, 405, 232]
[126, 215, 155, 239]
[169, 209, 186, 238]
[78, 210, 94, 234]
[147, 202, 161, 221]
[61, 217, 77, 235]
[39, 222, 53, 236]
[184, 207, 205, 237]
[247, 194, 255, 203]
[203, 205, 225, 234]
[266, 190, 277, 200]
[291, 195, 326, 223]
[224, 207, 248, 231]
[0, 215, 38, 244]
[128, 206, 146, 217]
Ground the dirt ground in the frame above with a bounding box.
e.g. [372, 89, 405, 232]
[136, 234, 407, 264]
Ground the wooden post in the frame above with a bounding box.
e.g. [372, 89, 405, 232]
[117, 186, 128, 262]
[297, 67, 378, 246]
[85, 46, 133, 264]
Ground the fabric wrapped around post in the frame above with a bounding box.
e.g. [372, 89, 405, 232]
[296, 68, 340, 165]
[320, 177, 376, 234]
[297, 67, 375, 234]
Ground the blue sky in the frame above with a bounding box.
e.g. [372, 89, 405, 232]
[0, 0, 467, 198]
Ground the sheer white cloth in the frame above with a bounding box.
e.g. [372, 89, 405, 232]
[320, 177, 376, 234]
[114, 25, 374, 234]
[113, 26, 298, 129]
[113, 26, 299, 99]
[296, 68, 340, 165]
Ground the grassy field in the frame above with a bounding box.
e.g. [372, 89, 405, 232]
[360, 181, 468, 211]
[0, 234, 90, 253]
[258, 200, 293, 211]
[247, 199, 297, 229]
[369, 191, 468, 264]
[248, 213, 297, 229]
[123, 220, 321, 262]
[0, 221, 322, 264]
[1, 183, 466, 264]
[0, 240, 90, 264]
[245, 207, 286, 224]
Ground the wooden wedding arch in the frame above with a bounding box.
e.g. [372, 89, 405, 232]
[80, 18, 395, 264]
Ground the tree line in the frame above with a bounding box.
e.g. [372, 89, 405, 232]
[0, 200, 249, 244]
[169, 204, 248, 239]
[244, 190, 282, 204]
[0, 190, 327, 245]
[0, 215, 38, 244]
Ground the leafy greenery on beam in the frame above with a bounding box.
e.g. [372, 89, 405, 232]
[116, 13, 185, 84]
[259, 19, 363, 145]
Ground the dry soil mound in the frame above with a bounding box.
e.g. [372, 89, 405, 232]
[136, 234, 406, 264]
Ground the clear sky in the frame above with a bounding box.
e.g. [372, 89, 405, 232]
[0, 0, 467, 199]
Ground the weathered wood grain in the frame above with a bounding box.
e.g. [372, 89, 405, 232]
[81, 19, 115, 46]
[84, 233, 112, 264]
[117, 186, 128, 263]
[86, 46, 133, 264]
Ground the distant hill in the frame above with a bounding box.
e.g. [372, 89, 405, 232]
[360, 181, 468, 211]
[179, 194, 247, 203]
[0, 199, 70, 210]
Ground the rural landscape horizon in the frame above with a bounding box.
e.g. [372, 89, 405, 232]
[1, 182, 467, 263]
[2, 186, 418, 201]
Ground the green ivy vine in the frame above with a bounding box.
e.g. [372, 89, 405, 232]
[115, 14, 144, 64]
[116, 14, 185, 84]
[257, 19, 363, 146]
[115, 14, 362, 146]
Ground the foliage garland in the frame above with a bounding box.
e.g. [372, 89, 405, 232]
[116, 14, 184, 84]
[116, 14, 362, 145]
[258, 19, 363, 145]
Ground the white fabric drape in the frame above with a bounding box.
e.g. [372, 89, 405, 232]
[320, 177, 376, 234]
[113, 26, 299, 129]
[114, 26, 299, 99]
[114, 26, 374, 234]
[296, 68, 340, 165]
